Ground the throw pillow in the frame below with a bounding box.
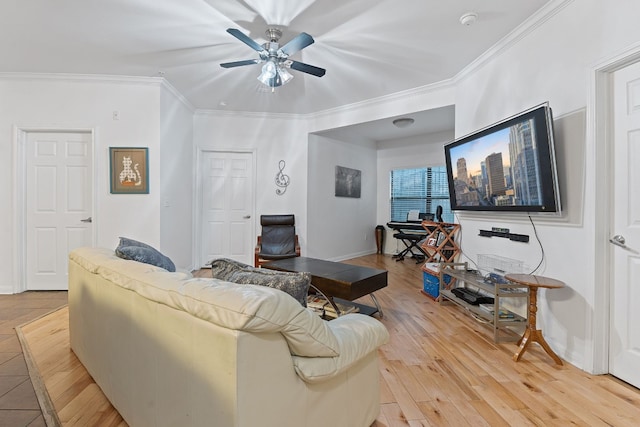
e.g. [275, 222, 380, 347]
[209, 258, 252, 280]
[115, 237, 176, 272]
[227, 269, 311, 307]
[208, 258, 310, 306]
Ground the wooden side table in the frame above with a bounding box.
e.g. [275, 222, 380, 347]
[504, 273, 565, 365]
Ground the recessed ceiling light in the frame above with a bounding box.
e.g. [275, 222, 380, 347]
[392, 117, 415, 128]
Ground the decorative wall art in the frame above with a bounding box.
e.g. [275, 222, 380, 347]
[109, 147, 149, 194]
[335, 165, 361, 198]
[275, 159, 290, 195]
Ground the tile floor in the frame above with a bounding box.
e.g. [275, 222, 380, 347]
[0, 291, 68, 427]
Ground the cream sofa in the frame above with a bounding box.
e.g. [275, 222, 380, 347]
[68, 247, 389, 427]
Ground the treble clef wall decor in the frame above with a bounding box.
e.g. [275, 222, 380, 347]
[275, 159, 290, 195]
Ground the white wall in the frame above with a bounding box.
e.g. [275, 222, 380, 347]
[307, 134, 378, 260]
[301, 0, 640, 372]
[452, 0, 640, 370]
[305, 76, 456, 262]
[0, 75, 162, 293]
[193, 111, 309, 257]
[376, 130, 455, 255]
[159, 85, 194, 269]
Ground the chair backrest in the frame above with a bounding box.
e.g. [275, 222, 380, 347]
[260, 214, 296, 256]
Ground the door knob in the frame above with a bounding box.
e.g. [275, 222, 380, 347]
[610, 235, 626, 245]
[81, 217, 92, 223]
[609, 234, 638, 253]
[243, 215, 251, 219]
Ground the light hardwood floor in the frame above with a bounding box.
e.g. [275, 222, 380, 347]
[16, 254, 640, 426]
[0, 290, 68, 427]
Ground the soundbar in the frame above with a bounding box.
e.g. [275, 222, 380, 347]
[478, 229, 529, 242]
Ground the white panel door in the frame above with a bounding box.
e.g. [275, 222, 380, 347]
[26, 131, 93, 290]
[610, 61, 640, 388]
[199, 151, 254, 266]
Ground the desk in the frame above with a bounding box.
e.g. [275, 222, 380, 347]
[263, 257, 387, 317]
[505, 273, 564, 365]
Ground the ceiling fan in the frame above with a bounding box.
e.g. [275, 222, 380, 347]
[220, 28, 326, 90]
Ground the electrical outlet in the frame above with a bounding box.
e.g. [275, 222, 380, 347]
[364, 233, 368, 241]
[112, 110, 119, 120]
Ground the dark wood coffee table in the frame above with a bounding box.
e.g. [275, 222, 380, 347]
[263, 257, 387, 317]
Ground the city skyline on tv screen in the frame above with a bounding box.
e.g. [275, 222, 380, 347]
[449, 117, 545, 208]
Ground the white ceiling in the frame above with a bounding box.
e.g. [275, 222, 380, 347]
[316, 105, 456, 143]
[1, 0, 551, 117]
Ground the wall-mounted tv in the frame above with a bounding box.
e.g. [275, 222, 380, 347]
[444, 103, 561, 213]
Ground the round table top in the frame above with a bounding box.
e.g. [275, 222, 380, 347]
[505, 273, 565, 289]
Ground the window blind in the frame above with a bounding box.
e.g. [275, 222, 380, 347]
[390, 166, 452, 222]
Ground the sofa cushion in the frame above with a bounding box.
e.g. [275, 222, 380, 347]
[209, 258, 310, 307]
[292, 314, 390, 383]
[115, 237, 176, 272]
[175, 277, 338, 357]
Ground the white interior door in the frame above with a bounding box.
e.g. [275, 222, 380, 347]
[25, 131, 93, 290]
[199, 151, 254, 267]
[609, 60, 640, 387]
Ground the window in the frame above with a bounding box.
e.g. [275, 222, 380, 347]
[390, 166, 453, 222]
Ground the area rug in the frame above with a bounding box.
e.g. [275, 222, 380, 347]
[16, 306, 124, 427]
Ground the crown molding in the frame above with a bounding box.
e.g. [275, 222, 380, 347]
[195, 77, 454, 122]
[307, 78, 455, 121]
[194, 108, 304, 121]
[193, 80, 455, 133]
[0, 72, 196, 113]
[0, 72, 164, 86]
[454, 0, 575, 83]
[160, 79, 196, 113]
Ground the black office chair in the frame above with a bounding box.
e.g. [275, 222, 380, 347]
[254, 214, 301, 267]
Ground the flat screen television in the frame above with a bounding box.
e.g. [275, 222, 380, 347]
[444, 103, 561, 213]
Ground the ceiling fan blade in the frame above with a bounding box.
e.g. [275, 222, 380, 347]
[226, 28, 266, 53]
[220, 59, 260, 68]
[289, 60, 326, 77]
[279, 32, 314, 56]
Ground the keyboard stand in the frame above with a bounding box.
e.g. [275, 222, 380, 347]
[392, 232, 427, 263]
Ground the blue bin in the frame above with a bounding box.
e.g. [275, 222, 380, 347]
[422, 270, 452, 299]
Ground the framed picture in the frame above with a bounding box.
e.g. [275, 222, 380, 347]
[335, 165, 361, 198]
[109, 147, 149, 194]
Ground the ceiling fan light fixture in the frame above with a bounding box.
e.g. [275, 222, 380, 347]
[222, 27, 325, 91]
[257, 60, 294, 89]
[278, 66, 293, 85]
[257, 73, 273, 87]
[392, 117, 415, 128]
[260, 60, 277, 79]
